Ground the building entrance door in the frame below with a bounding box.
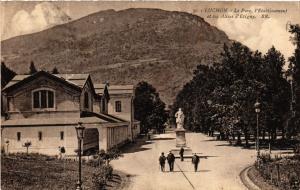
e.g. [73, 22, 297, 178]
[83, 128, 99, 156]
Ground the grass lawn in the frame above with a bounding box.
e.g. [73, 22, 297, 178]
[1, 154, 130, 190]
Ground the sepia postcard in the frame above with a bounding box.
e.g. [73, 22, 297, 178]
[1, 1, 300, 190]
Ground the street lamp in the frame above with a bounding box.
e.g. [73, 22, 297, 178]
[75, 122, 85, 190]
[254, 100, 261, 166]
[287, 75, 296, 117]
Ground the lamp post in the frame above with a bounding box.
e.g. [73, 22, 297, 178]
[254, 100, 261, 166]
[287, 75, 296, 118]
[75, 122, 85, 190]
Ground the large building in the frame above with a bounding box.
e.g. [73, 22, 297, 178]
[1, 71, 140, 156]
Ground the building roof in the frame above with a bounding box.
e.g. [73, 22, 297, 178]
[54, 74, 89, 88]
[94, 84, 134, 95]
[2, 75, 31, 89]
[2, 71, 104, 100]
[3, 72, 90, 91]
[81, 111, 127, 123]
[1, 117, 109, 127]
[1, 117, 130, 128]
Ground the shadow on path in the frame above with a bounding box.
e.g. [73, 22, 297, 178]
[121, 137, 153, 154]
[163, 170, 211, 173]
[151, 137, 175, 141]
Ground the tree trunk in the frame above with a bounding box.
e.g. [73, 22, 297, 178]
[262, 130, 266, 140]
[274, 129, 277, 140]
[220, 132, 225, 140]
[237, 133, 242, 145]
[281, 127, 285, 140]
[245, 131, 249, 147]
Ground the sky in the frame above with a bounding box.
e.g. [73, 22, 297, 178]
[1, 1, 300, 63]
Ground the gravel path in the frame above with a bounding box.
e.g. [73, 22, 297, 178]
[112, 131, 256, 190]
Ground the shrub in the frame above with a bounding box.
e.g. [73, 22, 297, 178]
[106, 147, 123, 163]
[260, 152, 272, 163]
[92, 165, 114, 189]
[257, 154, 300, 190]
[23, 141, 32, 155]
[60, 147, 66, 154]
[95, 148, 123, 165]
[87, 157, 105, 167]
[87, 159, 99, 167]
[103, 165, 113, 180]
[92, 172, 106, 190]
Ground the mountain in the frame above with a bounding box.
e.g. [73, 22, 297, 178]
[1, 8, 230, 105]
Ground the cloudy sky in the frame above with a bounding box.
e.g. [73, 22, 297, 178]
[1, 1, 299, 61]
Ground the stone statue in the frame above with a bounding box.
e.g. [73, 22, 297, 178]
[175, 108, 185, 129]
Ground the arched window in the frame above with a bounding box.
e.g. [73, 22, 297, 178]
[32, 89, 55, 109]
[84, 92, 89, 109]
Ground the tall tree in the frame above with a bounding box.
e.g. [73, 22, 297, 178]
[1, 61, 16, 88]
[1, 61, 16, 116]
[52, 67, 59, 74]
[263, 46, 289, 139]
[29, 61, 38, 75]
[134, 81, 168, 134]
[287, 24, 300, 135]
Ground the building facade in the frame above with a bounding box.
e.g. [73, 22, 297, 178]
[1, 71, 139, 156]
[94, 84, 140, 141]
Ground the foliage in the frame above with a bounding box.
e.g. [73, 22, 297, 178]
[1, 61, 16, 88]
[287, 24, 300, 135]
[52, 67, 59, 74]
[1, 61, 16, 116]
[134, 81, 168, 133]
[173, 41, 291, 143]
[258, 155, 300, 190]
[90, 150, 115, 189]
[23, 141, 32, 155]
[99, 147, 123, 165]
[105, 147, 123, 162]
[87, 148, 123, 167]
[59, 146, 66, 154]
[92, 165, 114, 189]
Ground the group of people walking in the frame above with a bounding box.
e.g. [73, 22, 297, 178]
[159, 147, 200, 172]
[159, 151, 175, 172]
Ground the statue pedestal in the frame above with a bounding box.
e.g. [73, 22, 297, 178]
[171, 128, 193, 158]
[175, 128, 186, 147]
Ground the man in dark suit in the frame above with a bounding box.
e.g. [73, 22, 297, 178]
[159, 152, 166, 172]
[179, 147, 184, 161]
[192, 153, 200, 172]
[167, 151, 175, 172]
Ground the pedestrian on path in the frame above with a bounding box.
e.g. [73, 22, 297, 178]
[167, 151, 175, 172]
[159, 152, 166, 172]
[192, 153, 200, 172]
[179, 147, 184, 161]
